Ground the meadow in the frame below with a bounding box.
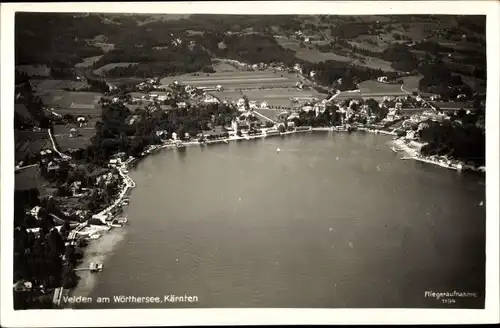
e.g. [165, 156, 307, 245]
[30, 79, 89, 91]
[93, 62, 138, 76]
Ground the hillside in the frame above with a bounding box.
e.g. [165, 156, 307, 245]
[15, 13, 486, 96]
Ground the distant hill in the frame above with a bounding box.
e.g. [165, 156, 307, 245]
[15, 13, 486, 95]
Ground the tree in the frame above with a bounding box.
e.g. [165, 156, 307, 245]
[365, 98, 379, 116]
[176, 126, 186, 140]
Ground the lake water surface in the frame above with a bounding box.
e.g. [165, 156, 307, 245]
[77, 132, 485, 308]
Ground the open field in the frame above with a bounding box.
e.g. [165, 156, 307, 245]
[347, 35, 387, 52]
[351, 57, 397, 72]
[75, 55, 104, 68]
[161, 71, 305, 91]
[30, 79, 89, 91]
[213, 88, 321, 107]
[15, 130, 52, 161]
[358, 80, 406, 94]
[401, 75, 423, 93]
[104, 77, 145, 87]
[212, 61, 244, 73]
[35, 91, 103, 114]
[15, 166, 46, 191]
[93, 62, 138, 76]
[16, 65, 51, 77]
[54, 126, 95, 150]
[276, 37, 353, 63]
[459, 75, 486, 93]
[161, 71, 323, 107]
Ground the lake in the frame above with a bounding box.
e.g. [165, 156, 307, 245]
[76, 132, 486, 308]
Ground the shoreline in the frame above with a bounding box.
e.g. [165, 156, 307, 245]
[64, 125, 483, 307]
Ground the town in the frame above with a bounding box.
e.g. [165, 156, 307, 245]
[13, 13, 486, 309]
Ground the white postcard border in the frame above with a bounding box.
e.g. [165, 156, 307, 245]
[1, 1, 499, 326]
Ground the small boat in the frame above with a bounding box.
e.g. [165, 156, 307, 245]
[479, 201, 484, 206]
[277, 148, 281, 153]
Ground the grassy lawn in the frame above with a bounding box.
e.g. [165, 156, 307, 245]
[213, 88, 320, 107]
[30, 79, 89, 91]
[16, 65, 51, 77]
[15, 166, 45, 191]
[401, 75, 423, 93]
[75, 55, 104, 68]
[53, 124, 95, 151]
[276, 37, 353, 63]
[15, 130, 52, 162]
[358, 80, 405, 93]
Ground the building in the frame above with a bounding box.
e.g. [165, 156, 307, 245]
[108, 159, 119, 168]
[69, 128, 78, 138]
[76, 116, 87, 127]
[293, 63, 302, 74]
[406, 130, 417, 140]
[203, 94, 220, 104]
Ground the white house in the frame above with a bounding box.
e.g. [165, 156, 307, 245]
[30, 206, 42, 219]
[108, 159, 119, 167]
[69, 128, 78, 138]
[76, 116, 87, 127]
[47, 161, 60, 171]
[156, 130, 168, 137]
[406, 130, 417, 140]
[204, 94, 220, 104]
[293, 63, 302, 74]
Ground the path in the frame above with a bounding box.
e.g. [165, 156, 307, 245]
[253, 110, 276, 123]
[47, 128, 71, 160]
